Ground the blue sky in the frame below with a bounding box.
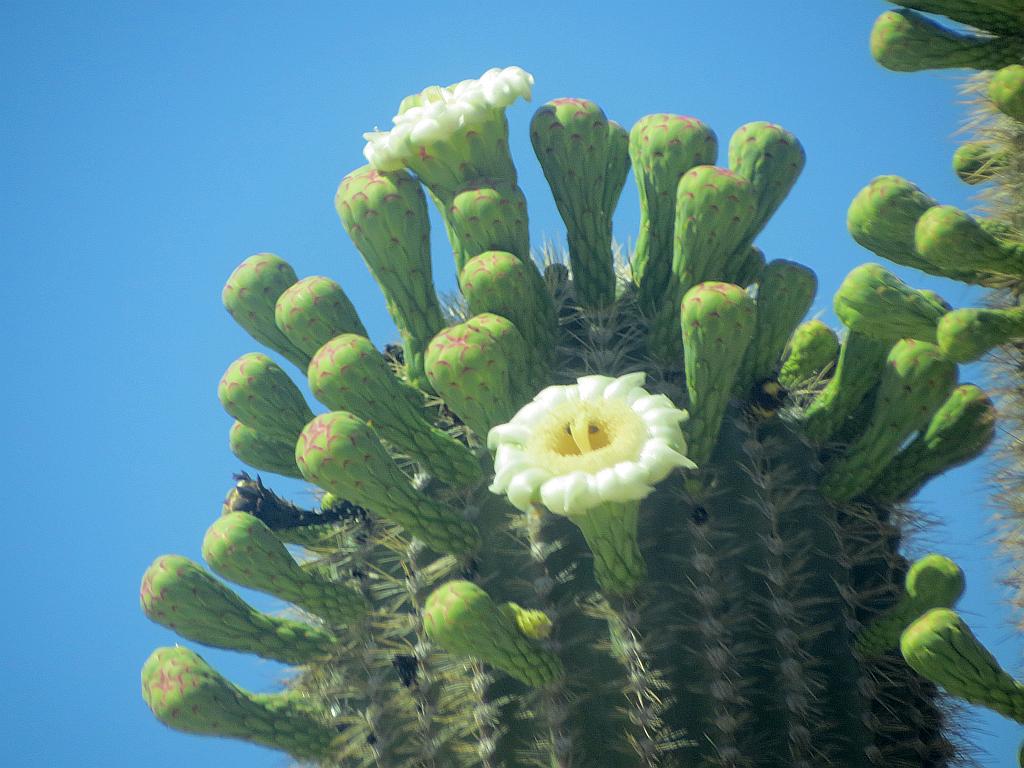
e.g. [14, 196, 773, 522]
[2, 1, 1021, 765]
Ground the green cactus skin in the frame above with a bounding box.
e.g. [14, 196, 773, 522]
[295, 412, 480, 555]
[648, 167, 758, 362]
[334, 165, 447, 389]
[856, 554, 965, 656]
[227, 421, 303, 479]
[217, 352, 314, 442]
[779, 320, 840, 389]
[953, 141, 1006, 184]
[680, 281, 757, 466]
[567, 500, 647, 596]
[307, 333, 482, 488]
[447, 177, 532, 276]
[273, 275, 367, 359]
[989, 64, 1024, 122]
[801, 332, 893, 443]
[897, 1, 1024, 36]
[736, 259, 817, 394]
[727, 121, 806, 245]
[870, 384, 997, 502]
[530, 99, 630, 309]
[915, 204, 1024, 281]
[145, 79, 1000, 766]
[822, 339, 958, 502]
[628, 114, 719, 313]
[142, 646, 337, 760]
[221, 253, 311, 371]
[936, 305, 1024, 362]
[833, 263, 949, 344]
[459, 250, 557, 375]
[871, 8, 1024, 72]
[141, 555, 336, 664]
[901, 608, 1024, 723]
[734, 244, 766, 287]
[425, 313, 533, 439]
[847, 175, 941, 274]
[202, 512, 368, 626]
[423, 580, 563, 687]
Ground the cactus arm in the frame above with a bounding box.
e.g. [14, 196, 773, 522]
[648, 168, 758, 362]
[856, 554, 965, 656]
[334, 165, 447, 389]
[937, 305, 1024, 362]
[869, 384, 996, 502]
[989, 64, 1024, 121]
[901, 608, 1024, 723]
[447, 178, 533, 276]
[801, 331, 891, 444]
[894, 0, 1024, 36]
[953, 140, 1007, 184]
[628, 113, 718, 313]
[221, 253, 311, 371]
[915, 204, 1024, 281]
[423, 580, 564, 687]
[217, 352, 314, 442]
[460, 250, 557, 377]
[727, 121, 805, 246]
[530, 98, 624, 309]
[680, 282, 757, 466]
[295, 412, 481, 555]
[142, 646, 339, 761]
[735, 259, 817, 396]
[307, 333, 483, 488]
[202, 512, 368, 626]
[822, 340, 958, 502]
[778, 320, 840, 389]
[833, 263, 949, 344]
[228, 421, 304, 480]
[274, 275, 367, 359]
[425, 314, 532, 438]
[871, 8, 1024, 72]
[141, 555, 337, 664]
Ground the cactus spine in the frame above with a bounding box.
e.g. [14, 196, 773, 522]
[140, 66, 1022, 767]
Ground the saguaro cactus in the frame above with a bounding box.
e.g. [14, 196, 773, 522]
[141, 66, 1022, 767]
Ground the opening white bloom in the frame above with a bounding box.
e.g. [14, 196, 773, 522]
[488, 373, 695, 516]
[363, 66, 534, 171]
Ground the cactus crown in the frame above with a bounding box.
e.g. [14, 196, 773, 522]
[140, 64, 1023, 767]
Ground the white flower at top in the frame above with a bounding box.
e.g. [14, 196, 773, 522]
[363, 66, 535, 171]
[488, 373, 695, 517]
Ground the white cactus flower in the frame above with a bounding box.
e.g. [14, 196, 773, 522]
[362, 66, 534, 170]
[488, 373, 695, 516]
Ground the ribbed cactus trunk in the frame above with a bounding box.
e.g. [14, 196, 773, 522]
[140, 64, 1024, 767]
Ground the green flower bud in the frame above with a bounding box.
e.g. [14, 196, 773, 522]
[424, 580, 563, 687]
[221, 253, 310, 370]
[141, 555, 336, 664]
[142, 646, 337, 760]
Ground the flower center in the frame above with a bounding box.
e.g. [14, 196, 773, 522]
[556, 413, 612, 455]
[526, 400, 646, 474]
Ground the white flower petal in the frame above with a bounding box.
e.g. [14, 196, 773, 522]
[603, 371, 646, 401]
[506, 467, 550, 511]
[540, 472, 594, 516]
[487, 423, 530, 450]
[576, 375, 614, 401]
[362, 66, 534, 170]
